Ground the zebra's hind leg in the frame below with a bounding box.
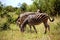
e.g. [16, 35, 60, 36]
[47, 24, 50, 33]
[44, 22, 50, 34]
[32, 25, 37, 33]
[44, 23, 48, 34]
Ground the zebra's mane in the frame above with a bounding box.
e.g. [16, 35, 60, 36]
[20, 12, 35, 17]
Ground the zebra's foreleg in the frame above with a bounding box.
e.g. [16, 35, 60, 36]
[20, 18, 28, 32]
[32, 25, 37, 33]
[28, 25, 32, 32]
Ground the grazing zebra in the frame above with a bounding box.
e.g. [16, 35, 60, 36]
[20, 13, 54, 34]
[16, 12, 37, 33]
[16, 9, 41, 26]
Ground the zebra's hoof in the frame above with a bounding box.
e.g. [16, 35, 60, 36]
[44, 32, 47, 34]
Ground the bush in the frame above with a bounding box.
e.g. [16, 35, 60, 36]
[15, 8, 21, 15]
[55, 22, 60, 30]
[0, 23, 10, 30]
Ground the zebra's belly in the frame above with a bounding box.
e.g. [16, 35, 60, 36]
[28, 18, 42, 25]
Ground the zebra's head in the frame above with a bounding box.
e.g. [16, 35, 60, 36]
[16, 16, 21, 25]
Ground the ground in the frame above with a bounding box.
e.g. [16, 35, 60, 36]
[0, 16, 60, 40]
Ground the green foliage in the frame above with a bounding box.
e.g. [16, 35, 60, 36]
[15, 8, 21, 15]
[55, 22, 60, 30]
[26, 4, 37, 12]
[0, 23, 10, 30]
[1, 10, 8, 17]
[20, 3, 27, 12]
[54, 0, 60, 15]
[4, 6, 15, 12]
[0, 12, 18, 30]
[0, 16, 10, 30]
[0, 1, 4, 12]
[32, 0, 57, 15]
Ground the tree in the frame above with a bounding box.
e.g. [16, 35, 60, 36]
[32, 0, 56, 15]
[26, 4, 37, 12]
[54, 0, 60, 15]
[0, 1, 3, 12]
[4, 6, 14, 12]
[20, 3, 27, 12]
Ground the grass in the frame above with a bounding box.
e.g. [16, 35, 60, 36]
[0, 16, 60, 40]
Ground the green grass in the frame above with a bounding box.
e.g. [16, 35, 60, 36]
[0, 24, 50, 40]
[0, 16, 60, 40]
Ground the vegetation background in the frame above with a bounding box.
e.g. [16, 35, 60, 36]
[0, 0, 60, 40]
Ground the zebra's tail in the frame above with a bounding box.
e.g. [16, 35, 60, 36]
[48, 16, 54, 22]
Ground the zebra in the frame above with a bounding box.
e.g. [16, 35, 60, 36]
[16, 9, 41, 26]
[16, 12, 35, 25]
[16, 12, 38, 33]
[20, 13, 54, 34]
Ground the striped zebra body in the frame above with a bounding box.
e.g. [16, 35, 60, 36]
[16, 12, 37, 33]
[27, 13, 48, 25]
[21, 13, 54, 34]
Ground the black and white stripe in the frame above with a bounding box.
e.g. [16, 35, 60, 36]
[21, 13, 54, 34]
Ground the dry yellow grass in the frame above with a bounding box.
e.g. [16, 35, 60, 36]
[0, 16, 60, 40]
